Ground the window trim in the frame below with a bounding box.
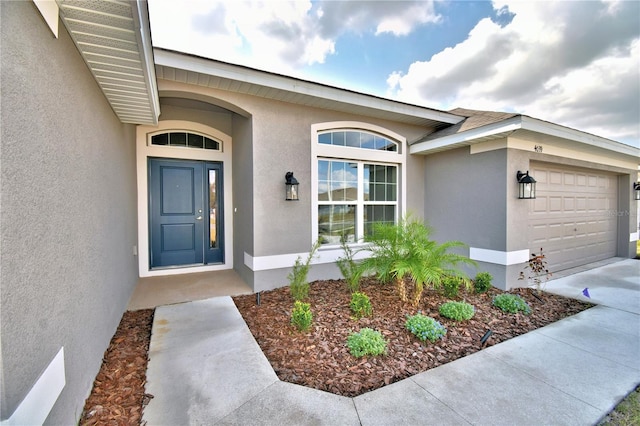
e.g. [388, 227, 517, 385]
[311, 121, 407, 247]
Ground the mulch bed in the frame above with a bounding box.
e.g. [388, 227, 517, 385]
[79, 279, 592, 424]
[79, 309, 154, 426]
[233, 278, 592, 397]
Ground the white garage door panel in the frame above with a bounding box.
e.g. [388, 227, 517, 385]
[528, 163, 618, 272]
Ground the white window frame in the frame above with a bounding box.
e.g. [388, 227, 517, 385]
[311, 121, 407, 247]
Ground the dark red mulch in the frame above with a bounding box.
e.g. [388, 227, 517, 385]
[77, 279, 592, 424]
[79, 309, 154, 426]
[233, 278, 592, 397]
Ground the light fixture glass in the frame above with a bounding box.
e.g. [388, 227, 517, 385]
[517, 170, 536, 199]
[285, 172, 299, 201]
[634, 182, 640, 201]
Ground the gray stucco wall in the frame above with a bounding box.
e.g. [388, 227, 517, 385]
[232, 114, 255, 287]
[1, 3, 138, 423]
[171, 86, 431, 291]
[424, 146, 508, 250]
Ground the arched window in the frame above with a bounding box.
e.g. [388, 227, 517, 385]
[313, 125, 404, 246]
[318, 130, 398, 152]
[151, 131, 222, 151]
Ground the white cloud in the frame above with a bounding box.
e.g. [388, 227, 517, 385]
[387, 0, 640, 146]
[149, 0, 439, 75]
[375, 3, 441, 36]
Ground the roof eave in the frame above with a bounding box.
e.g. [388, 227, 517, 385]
[57, 0, 160, 125]
[410, 116, 523, 155]
[411, 115, 640, 159]
[153, 48, 463, 128]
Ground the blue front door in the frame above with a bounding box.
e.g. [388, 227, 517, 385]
[149, 159, 224, 268]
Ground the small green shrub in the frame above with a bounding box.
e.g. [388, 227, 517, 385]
[337, 239, 362, 292]
[350, 292, 372, 319]
[405, 313, 447, 342]
[288, 240, 320, 301]
[441, 276, 462, 299]
[291, 301, 313, 332]
[347, 328, 387, 357]
[474, 272, 493, 294]
[493, 294, 531, 314]
[439, 301, 475, 321]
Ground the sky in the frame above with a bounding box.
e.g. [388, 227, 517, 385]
[148, 0, 640, 148]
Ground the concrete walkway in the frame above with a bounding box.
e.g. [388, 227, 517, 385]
[142, 259, 640, 425]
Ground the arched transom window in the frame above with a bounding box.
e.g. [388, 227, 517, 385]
[318, 130, 398, 152]
[151, 131, 222, 151]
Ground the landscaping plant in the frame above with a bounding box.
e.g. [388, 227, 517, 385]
[346, 328, 387, 357]
[439, 301, 475, 321]
[473, 272, 493, 294]
[518, 247, 552, 293]
[349, 292, 372, 319]
[291, 301, 313, 332]
[337, 238, 362, 292]
[359, 215, 476, 306]
[441, 276, 462, 299]
[493, 294, 531, 314]
[405, 313, 447, 342]
[288, 240, 321, 301]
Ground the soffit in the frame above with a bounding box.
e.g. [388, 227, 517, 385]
[153, 48, 462, 129]
[57, 0, 159, 125]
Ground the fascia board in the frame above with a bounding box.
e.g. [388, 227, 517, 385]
[409, 116, 523, 154]
[132, 0, 160, 124]
[153, 49, 462, 125]
[520, 116, 640, 158]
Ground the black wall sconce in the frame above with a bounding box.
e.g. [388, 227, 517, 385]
[634, 182, 640, 201]
[517, 170, 536, 199]
[285, 172, 299, 201]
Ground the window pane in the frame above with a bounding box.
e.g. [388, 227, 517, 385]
[318, 204, 356, 245]
[325, 161, 357, 201]
[387, 166, 397, 183]
[151, 133, 168, 145]
[333, 132, 345, 146]
[365, 164, 397, 202]
[346, 131, 360, 148]
[388, 184, 397, 201]
[318, 133, 331, 145]
[170, 132, 187, 146]
[361, 133, 375, 150]
[364, 205, 396, 236]
[209, 169, 217, 248]
[318, 160, 329, 201]
[204, 137, 219, 150]
[375, 135, 397, 152]
[188, 133, 204, 148]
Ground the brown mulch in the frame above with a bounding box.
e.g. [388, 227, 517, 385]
[79, 279, 592, 424]
[233, 278, 592, 397]
[79, 309, 154, 426]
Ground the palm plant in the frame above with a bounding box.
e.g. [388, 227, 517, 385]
[359, 216, 476, 306]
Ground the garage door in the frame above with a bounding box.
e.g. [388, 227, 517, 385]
[528, 162, 618, 272]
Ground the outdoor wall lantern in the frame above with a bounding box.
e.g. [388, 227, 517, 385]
[285, 172, 299, 201]
[517, 170, 537, 199]
[634, 182, 640, 201]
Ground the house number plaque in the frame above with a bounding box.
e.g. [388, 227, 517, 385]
[534, 145, 543, 152]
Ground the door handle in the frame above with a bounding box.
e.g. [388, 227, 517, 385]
[196, 216, 203, 220]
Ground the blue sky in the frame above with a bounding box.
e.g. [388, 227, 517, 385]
[148, 1, 639, 147]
